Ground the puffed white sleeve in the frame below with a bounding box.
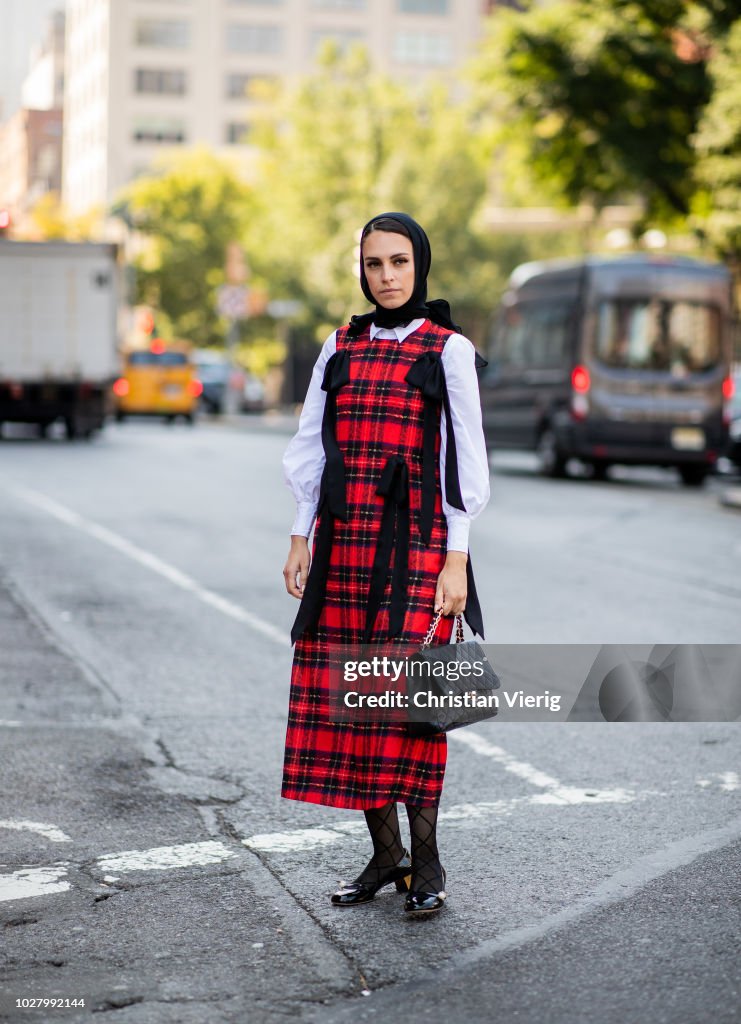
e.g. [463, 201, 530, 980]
[440, 334, 491, 553]
[281, 331, 337, 537]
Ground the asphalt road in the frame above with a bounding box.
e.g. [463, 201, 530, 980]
[0, 417, 739, 1023]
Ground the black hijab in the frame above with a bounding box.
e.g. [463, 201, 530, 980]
[348, 212, 462, 337]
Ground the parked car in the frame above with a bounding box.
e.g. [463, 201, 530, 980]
[193, 349, 244, 415]
[480, 255, 736, 487]
[240, 373, 266, 413]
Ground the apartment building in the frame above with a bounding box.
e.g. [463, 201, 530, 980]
[21, 9, 66, 111]
[0, 0, 61, 120]
[0, 11, 65, 225]
[62, 0, 491, 216]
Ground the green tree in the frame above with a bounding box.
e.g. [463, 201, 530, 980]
[472, 0, 729, 227]
[114, 147, 253, 346]
[691, 19, 741, 268]
[247, 44, 533, 345]
[19, 192, 104, 241]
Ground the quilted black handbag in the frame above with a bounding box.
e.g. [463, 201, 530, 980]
[405, 609, 501, 736]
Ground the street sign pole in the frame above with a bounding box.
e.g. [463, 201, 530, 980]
[266, 300, 303, 407]
[220, 241, 250, 364]
[226, 317, 239, 362]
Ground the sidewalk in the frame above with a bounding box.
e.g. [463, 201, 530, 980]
[198, 409, 301, 437]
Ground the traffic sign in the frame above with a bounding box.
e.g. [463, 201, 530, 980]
[217, 285, 249, 320]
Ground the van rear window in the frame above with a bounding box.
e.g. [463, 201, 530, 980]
[596, 300, 720, 373]
[493, 301, 574, 369]
[127, 351, 188, 366]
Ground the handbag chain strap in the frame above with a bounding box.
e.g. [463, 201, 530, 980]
[421, 608, 465, 650]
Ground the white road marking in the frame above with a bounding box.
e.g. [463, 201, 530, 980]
[450, 814, 741, 971]
[0, 721, 22, 727]
[0, 865, 70, 902]
[8, 484, 290, 647]
[696, 772, 739, 791]
[244, 827, 360, 854]
[246, 734, 644, 855]
[530, 788, 636, 805]
[449, 729, 632, 804]
[0, 841, 238, 904]
[244, 788, 639, 854]
[0, 819, 72, 843]
[96, 840, 236, 873]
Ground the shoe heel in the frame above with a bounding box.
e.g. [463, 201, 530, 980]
[395, 874, 412, 893]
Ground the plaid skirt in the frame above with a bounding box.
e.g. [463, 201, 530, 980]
[282, 323, 457, 809]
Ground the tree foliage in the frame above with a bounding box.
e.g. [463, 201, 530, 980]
[19, 192, 103, 241]
[245, 44, 543, 344]
[692, 19, 741, 265]
[472, 0, 733, 230]
[115, 147, 253, 346]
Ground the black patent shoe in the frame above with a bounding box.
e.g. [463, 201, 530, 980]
[330, 850, 412, 907]
[404, 867, 447, 917]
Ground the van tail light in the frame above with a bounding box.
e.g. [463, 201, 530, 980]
[112, 377, 129, 397]
[571, 365, 590, 392]
[188, 378, 203, 397]
[722, 375, 734, 426]
[570, 364, 590, 420]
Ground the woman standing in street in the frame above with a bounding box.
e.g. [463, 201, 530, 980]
[281, 212, 490, 916]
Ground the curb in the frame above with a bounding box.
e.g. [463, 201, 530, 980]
[720, 486, 741, 511]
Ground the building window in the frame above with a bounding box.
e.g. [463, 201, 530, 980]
[225, 23, 283, 54]
[310, 29, 366, 54]
[134, 19, 190, 49]
[225, 122, 251, 144]
[132, 117, 187, 143]
[225, 72, 276, 98]
[397, 0, 448, 11]
[311, 0, 366, 9]
[393, 31, 451, 64]
[134, 68, 188, 95]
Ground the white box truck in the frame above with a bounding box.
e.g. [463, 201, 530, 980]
[0, 239, 121, 439]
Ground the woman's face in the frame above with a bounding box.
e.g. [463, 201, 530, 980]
[362, 230, 415, 309]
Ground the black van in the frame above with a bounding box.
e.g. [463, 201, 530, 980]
[480, 255, 735, 486]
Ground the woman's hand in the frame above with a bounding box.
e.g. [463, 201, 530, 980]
[434, 551, 468, 616]
[284, 536, 311, 599]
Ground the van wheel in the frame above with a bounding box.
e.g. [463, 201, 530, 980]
[536, 428, 568, 478]
[678, 465, 708, 487]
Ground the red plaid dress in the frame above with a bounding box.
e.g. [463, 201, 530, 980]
[282, 321, 458, 808]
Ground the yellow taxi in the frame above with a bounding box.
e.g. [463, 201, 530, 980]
[112, 340, 203, 423]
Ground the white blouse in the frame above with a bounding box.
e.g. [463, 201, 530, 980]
[282, 318, 490, 552]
